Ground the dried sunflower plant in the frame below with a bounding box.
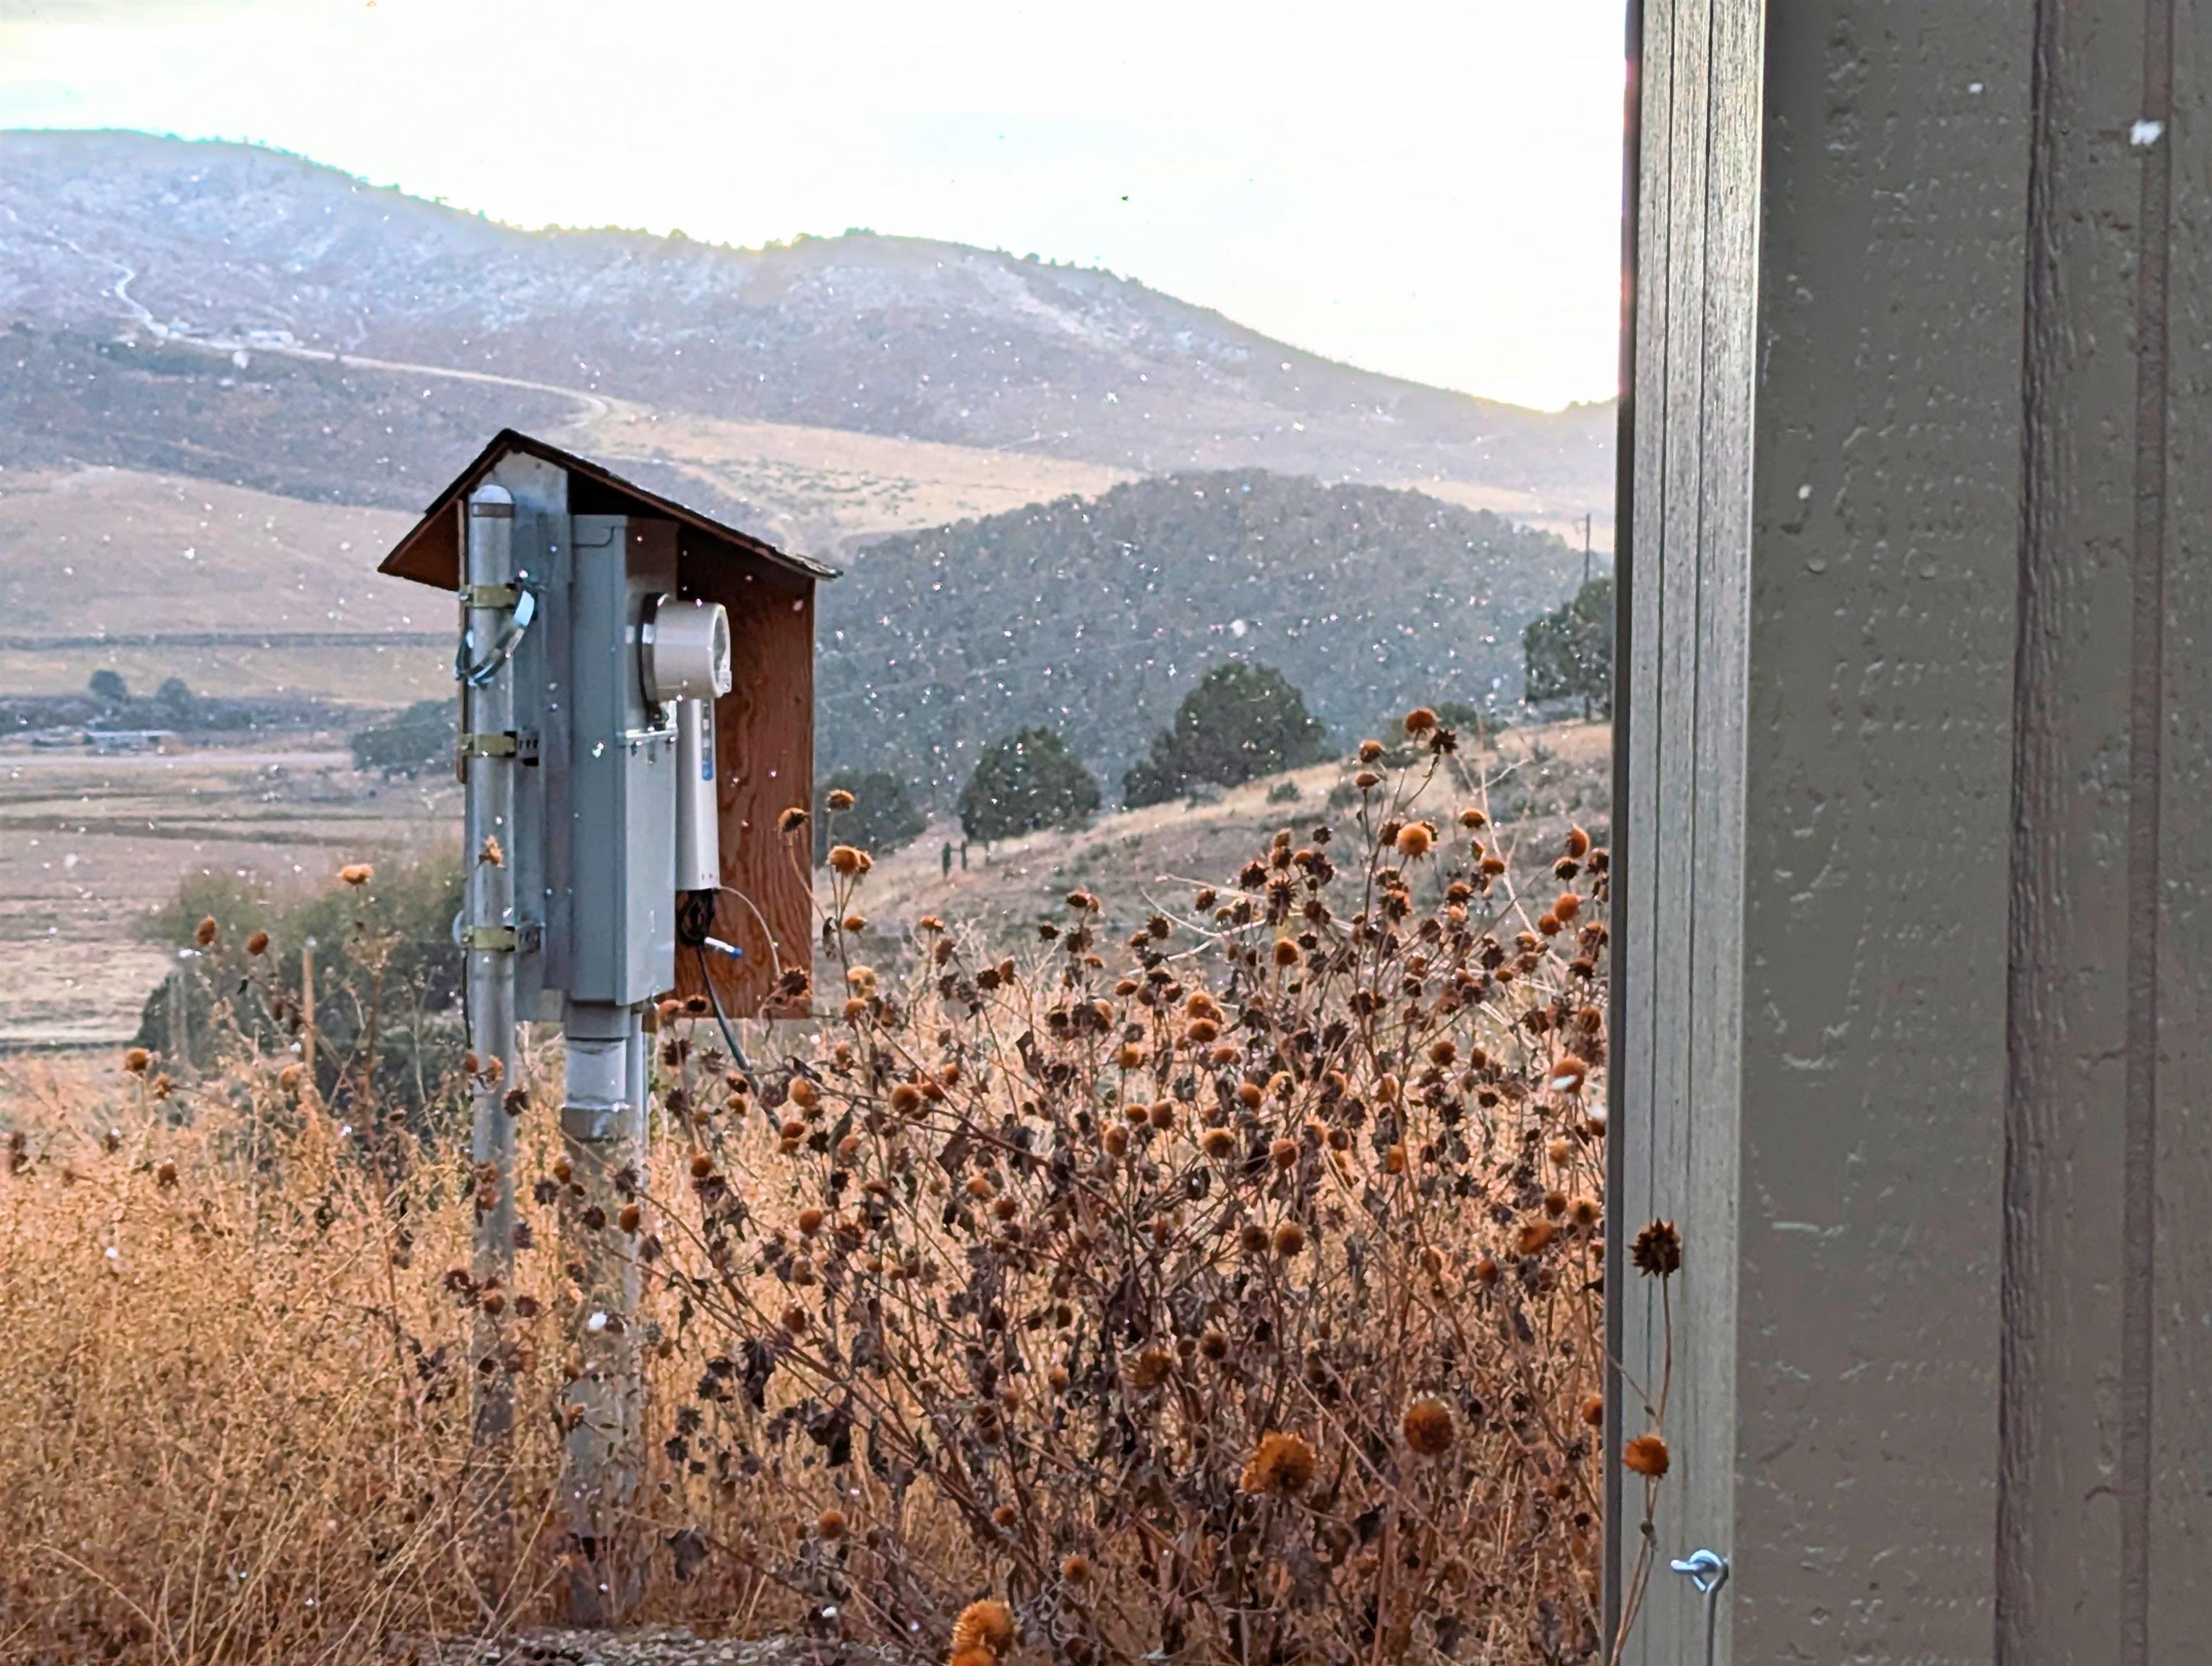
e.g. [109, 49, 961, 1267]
[635, 707, 1672, 1665]
[0, 709, 1678, 1666]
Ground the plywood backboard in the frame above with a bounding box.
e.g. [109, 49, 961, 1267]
[671, 529, 815, 1020]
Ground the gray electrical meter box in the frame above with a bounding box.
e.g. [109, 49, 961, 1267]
[377, 430, 834, 1023]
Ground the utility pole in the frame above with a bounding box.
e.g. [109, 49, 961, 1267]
[1582, 511, 1593, 590]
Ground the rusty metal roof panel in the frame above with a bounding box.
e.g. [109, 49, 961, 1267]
[377, 428, 839, 590]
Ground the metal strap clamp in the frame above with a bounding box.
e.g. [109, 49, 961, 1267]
[462, 583, 522, 610]
[457, 585, 538, 688]
[460, 730, 539, 763]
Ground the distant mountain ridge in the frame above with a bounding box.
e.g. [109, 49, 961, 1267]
[0, 129, 1613, 531]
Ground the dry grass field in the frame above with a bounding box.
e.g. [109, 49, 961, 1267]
[0, 743, 457, 1046]
[851, 721, 1611, 941]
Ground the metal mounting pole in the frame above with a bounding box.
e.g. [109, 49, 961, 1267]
[559, 999, 647, 1623]
[464, 481, 520, 1584]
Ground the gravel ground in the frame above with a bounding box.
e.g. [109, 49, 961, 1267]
[410, 1630, 920, 1666]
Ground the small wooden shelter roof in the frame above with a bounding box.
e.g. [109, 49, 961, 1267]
[377, 428, 839, 590]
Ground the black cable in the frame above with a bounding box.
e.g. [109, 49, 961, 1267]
[693, 939, 754, 1082]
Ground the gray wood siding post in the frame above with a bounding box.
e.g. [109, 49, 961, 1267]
[2001, 1, 2212, 1661]
[1608, 0, 1760, 1658]
[1616, 3, 2212, 1661]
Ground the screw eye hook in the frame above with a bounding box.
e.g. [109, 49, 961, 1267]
[1669, 1548, 1730, 1597]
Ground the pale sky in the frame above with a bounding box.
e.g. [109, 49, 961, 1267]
[0, 0, 1626, 409]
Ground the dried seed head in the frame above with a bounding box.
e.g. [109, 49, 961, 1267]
[1404, 706, 1439, 735]
[1554, 891, 1583, 922]
[245, 930, 270, 956]
[1394, 821, 1435, 859]
[1203, 1127, 1237, 1160]
[1633, 1218, 1684, 1277]
[950, 1598, 1016, 1659]
[1272, 1221, 1307, 1257]
[778, 806, 808, 834]
[1566, 824, 1592, 858]
[817, 1508, 846, 1539]
[339, 863, 374, 887]
[1582, 1393, 1606, 1427]
[1240, 1431, 1319, 1495]
[1269, 1137, 1300, 1169]
[1402, 1397, 1457, 1457]
[194, 916, 218, 948]
[826, 788, 856, 811]
[1060, 1552, 1092, 1583]
[1514, 1219, 1558, 1256]
[827, 845, 867, 876]
[122, 1047, 151, 1076]
[1624, 1432, 1671, 1478]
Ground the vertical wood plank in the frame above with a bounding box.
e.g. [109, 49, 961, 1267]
[1612, 0, 1759, 1659]
[1739, 8, 2028, 1659]
[1607, 0, 1668, 1635]
[1998, 1, 2155, 1657]
[1610, 0, 1663, 1628]
[1681, 7, 1759, 1662]
[2148, 0, 2212, 1653]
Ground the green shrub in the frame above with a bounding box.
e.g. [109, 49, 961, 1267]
[135, 849, 468, 1144]
[1523, 575, 1614, 717]
[815, 768, 927, 863]
[1121, 662, 1328, 808]
[351, 699, 456, 777]
[957, 727, 1100, 843]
